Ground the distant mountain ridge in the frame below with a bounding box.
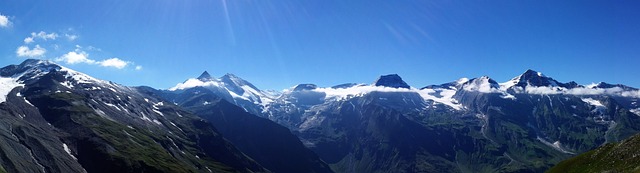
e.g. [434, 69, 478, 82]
[2, 58, 639, 173]
[168, 69, 640, 172]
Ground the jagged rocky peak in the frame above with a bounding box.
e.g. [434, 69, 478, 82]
[422, 78, 469, 90]
[293, 84, 318, 91]
[466, 76, 499, 87]
[373, 74, 410, 89]
[197, 71, 214, 81]
[499, 69, 585, 90]
[519, 69, 556, 86]
[592, 82, 637, 90]
[504, 69, 558, 88]
[466, 76, 498, 84]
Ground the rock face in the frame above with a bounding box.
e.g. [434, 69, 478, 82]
[373, 74, 411, 89]
[0, 59, 267, 173]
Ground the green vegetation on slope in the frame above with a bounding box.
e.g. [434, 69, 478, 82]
[547, 133, 640, 173]
[32, 92, 237, 173]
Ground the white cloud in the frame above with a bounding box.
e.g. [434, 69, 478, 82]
[65, 33, 78, 41]
[472, 84, 640, 98]
[24, 37, 34, 44]
[315, 85, 464, 110]
[56, 50, 135, 70]
[98, 58, 129, 69]
[24, 31, 59, 44]
[169, 78, 222, 91]
[135, 65, 143, 70]
[86, 46, 101, 51]
[56, 50, 95, 64]
[16, 45, 46, 57]
[0, 14, 10, 28]
[34, 31, 58, 40]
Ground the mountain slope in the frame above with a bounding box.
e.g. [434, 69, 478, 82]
[0, 59, 267, 173]
[158, 78, 334, 173]
[547, 133, 640, 173]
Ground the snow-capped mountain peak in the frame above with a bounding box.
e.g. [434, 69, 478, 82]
[515, 69, 559, 87]
[220, 73, 261, 93]
[197, 71, 215, 81]
[461, 76, 500, 92]
[169, 72, 276, 112]
[0, 59, 115, 103]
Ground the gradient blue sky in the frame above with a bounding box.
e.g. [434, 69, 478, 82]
[1, 0, 639, 90]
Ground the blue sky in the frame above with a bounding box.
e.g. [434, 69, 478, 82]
[1, 0, 639, 90]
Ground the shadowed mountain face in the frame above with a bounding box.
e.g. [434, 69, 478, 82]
[0, 59, 267, 173]
[373, 74, 411, 89]
[152, 86, 335, 173]
[166, 70, 640, 173]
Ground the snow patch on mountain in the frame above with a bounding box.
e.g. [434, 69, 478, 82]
[59, 66, 104, 84]
[630, 108, 640, 116]
[463, 76, 500, 93]
[0, 77, 23, 103]
[417, 88, 463, 110]
[537, 136, 575, 154]
[581, 98, 607, 114]
[62, 143, 77, 160]
[313, 84, 464, 110]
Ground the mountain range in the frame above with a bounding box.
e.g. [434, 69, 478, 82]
[1, 59, 639, 172]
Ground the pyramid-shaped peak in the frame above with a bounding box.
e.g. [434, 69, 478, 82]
[505, 69, 573, 88]
[522, 69, 546, 78]
[197, 71, 214, 81]
[373, 74, 410, 89]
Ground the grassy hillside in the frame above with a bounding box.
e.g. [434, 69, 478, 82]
[547, 133, 640, 173]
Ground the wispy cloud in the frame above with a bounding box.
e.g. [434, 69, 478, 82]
[0, 13, 10, 28]
[16, 45, 46, 57]
[65, 33, 78, 41]
[24, 31, 59, 44]
[135, 65, 143, 70]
